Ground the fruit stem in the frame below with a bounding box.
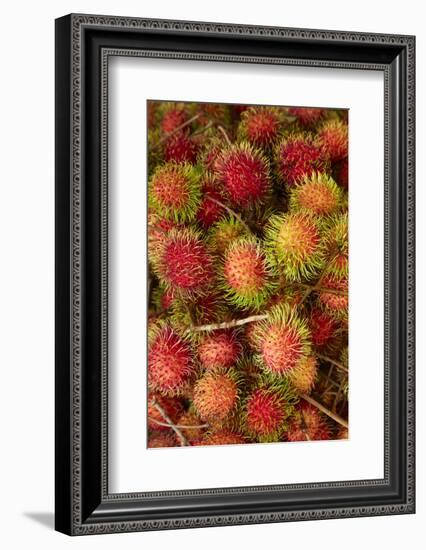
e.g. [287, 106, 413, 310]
[149, 398, 189, 446]
[300, 393, 348, 429]
[148, 417, 210, 430]
[217, 125, 232, 146]
[316, 353, 348, 373]
[207, 197, 251, 234]
[188, 313, 268, 333]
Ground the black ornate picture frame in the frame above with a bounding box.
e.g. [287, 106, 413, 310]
[55, 14, 415, 535]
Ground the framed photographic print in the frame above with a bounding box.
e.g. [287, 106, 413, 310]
[55, 14, 415, 535]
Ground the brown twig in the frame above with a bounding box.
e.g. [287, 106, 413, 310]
[188, 314, 268, 333]
[300, 393, 348, 429]
[316, 353, 348, 373]
[297, 283, 348, 297]
[148, 417, 210, 430]
[149, 399, 189, 446]
[152, 114, 201, 149]
[217, 125, 232, 145]
[207, 197, 251, 233]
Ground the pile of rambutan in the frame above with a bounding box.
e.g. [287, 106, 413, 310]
[147, 100, 349, 449]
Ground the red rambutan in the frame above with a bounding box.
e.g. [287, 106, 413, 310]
[147, 393, 183, 431]
[317, 273, 348, 320]
[164, 132, 198, 163]
[176, 410, 206, 443]
[238, 106, 282, 148]
[152, 228, 214, 296]
[215, 143, 271, 208]
[199, 429, 246, 446]
[148, 431, 177, 448]
[148, 162, 201, 223]
[198, 330, 242, 371]
[148, 324, 194, 395]
[161, 105, 187, 134]
[333, 158, 349, 190]
[244, 387, 289, 442]
[221, 236, 275, 309]
[196, 175, 226, 228]
[309, 308, 338, 348]
[318, 120, 348, 163]
[193, 371, 239, 422]
[285, 402, 331, 442]
[275, 133, 329, 186]
[287, 107, 325, 128]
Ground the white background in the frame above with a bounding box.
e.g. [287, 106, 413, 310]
[110, 58, 384, 492]
[0, 1, 423, 549]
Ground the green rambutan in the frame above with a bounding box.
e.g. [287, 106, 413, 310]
[275, 133, 329, 187]
[287, 107, 325, 128]
[207, 216, 248, 256]
[197, 330, 242, 371]
[288, 172, 346, 216]
[285, 402, 331, 442]
[152, 227, 214, 296]
[318, 120, 349, 162]
[164, 132, 199, 164]
[317, 273, 348, 320]
[237, 106, 282, 148]
[221, 236, 275, 309]
[193, 371, 239, 423]
[148, 324, 194, 395]
[198, 429, 247, 446]
[265, 211, 325, 281]
[323, 212, 349, 277]
[254, 304, 311, 377]
[147, 393, 183, 431]
[214, 142, 271, 209]
[243, 386, 293, 442]
[288, 355, 318, 394]
[148, 431, 177, 448]
[148, 162, 201, 223]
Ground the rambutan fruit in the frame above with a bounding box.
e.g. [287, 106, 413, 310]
[160, 103, 187, 134]
[214, 142, 271, 209]
[148, 431, 177, 448]
[193, 371, 239, 423]
[287, 107, 325, 128]
[317, 273, 348, 320]
[170, 291, 227, 331]
[147, 393, 183, 431]
[148, 324, 194, 395]
[148, 162, 201, 223]
[238, 106, 282, 148]
[285, 402, 331, 442]
[265, 211, 325, 281]
[221, 236, 275, 310]
[199, 429, 246, 446]
[207, 216, 248, 256]
[196, 174, 226, 228]
[288, 355, 318, 394]
[164, 131, 199, 163]
[152, 227, 214, 296]
[254, 304, 311, 377]
[243, 386, 292, 442]
[176, 410, 206, 443]
[318, 120, 348, 162]
[288, 172, 346, 216]
[191, 102, 232, 128]
[275, 133, 329, 187]
[152, 284, 175, 312]
[323, 212, 349, 278]
[197, 330, 242, 371]
[333, 158, 349, 190]
[309, 308, 338, 348]
[337, 426, 349, 439]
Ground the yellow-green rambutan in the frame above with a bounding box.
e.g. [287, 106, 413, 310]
[152, 227, 215, 297]
[221, 236, 276, 310]
[318, 120, 348, 163]
[197, 330, 242, 371]
[323, 212, 349, 277]
[148, 162, 201, 223]
[148, 323, 194, 395]
[214, 142, 271, 209]
[265, 211, 325, 281]
[254, 304, 312, 377]
[288, 355, 318, 394]
[193, 370, 240, 423]
[288, 172, 346, 217]
[207, 216, 249, 256]
[237, 106, 283, 148]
